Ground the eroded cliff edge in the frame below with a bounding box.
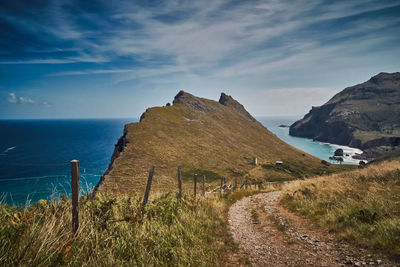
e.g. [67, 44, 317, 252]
[290, 72, 400, 159]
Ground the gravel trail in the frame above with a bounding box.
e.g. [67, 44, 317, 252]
[228, 191, 397, 267]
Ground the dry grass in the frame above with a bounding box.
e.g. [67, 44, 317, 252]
[0, 187, 263, 266]
[0, 193, 223, 266]
[100, 96, 354, 195]
[281, 160, 400, 256]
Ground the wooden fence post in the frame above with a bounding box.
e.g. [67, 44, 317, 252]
[253, 157, 258, 165]
[234, 177, 237, 191]
[177, 166, 182, 198]
[245, 177, 248, 189]
[202, 175, 206, 197]
[70, 160, 79, 235]
[194, 174, 197, 198]
[143, 166, 155, 207]
[223, 177, 227, 188]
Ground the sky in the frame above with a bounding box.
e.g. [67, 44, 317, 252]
[0, 0, 399, 119]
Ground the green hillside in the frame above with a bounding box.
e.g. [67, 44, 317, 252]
[99, 91, 352, 194]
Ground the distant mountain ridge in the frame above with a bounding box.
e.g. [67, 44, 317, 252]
[290, 72, 400, 159]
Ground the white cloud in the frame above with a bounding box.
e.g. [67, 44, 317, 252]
[7, 93, 16, 103]
[2, 0, 400, 118]
[0, 56, 108, 65]
[7, 93, 35, 104]
[39, 0, 399, 85]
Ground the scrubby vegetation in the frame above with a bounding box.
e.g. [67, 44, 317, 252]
[100, 92, 353, 195]
[0, 191, 251, 266]
[281, 160, 400, 256]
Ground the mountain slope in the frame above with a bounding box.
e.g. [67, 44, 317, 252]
[99, 91, 350, 194]
[290, 72, 400, 159]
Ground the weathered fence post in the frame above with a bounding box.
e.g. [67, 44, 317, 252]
[245, 177, 248, 189]
[234, 177, 237, 191]
[177, 166, 182, 198]
[194, 174, 197, 198]
[70, 160, 79, 235]
[223, 177, 227, 188]
[143, 166, 155, 207]
[253, 157, 258, 166]
[202, 175, 206, 197]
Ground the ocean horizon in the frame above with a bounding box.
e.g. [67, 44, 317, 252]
[0, 116, 362, 205]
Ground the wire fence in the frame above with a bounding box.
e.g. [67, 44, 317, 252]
[0, 160, 286, 207]
[0, 162, 107, 205]
[1, 159, 288, 236]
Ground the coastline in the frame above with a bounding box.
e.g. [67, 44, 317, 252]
[258, 117, 364, 165]
[322, 142, 364, 165]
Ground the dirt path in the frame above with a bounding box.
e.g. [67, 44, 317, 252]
[228, 191, 398, 267]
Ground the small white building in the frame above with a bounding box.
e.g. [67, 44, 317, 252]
[275, 161, 283, 165]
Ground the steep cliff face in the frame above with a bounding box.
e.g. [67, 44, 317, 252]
[290, 72, 400, 153]
[98, 91, 344, 195]
[93, 126, 129, 194]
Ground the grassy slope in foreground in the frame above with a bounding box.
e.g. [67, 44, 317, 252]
[99, 91, 353, 194]
[1, 191, 258, 266]
[281, 160, 400, 256]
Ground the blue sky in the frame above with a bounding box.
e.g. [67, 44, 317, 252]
[0, 0, 399, 119]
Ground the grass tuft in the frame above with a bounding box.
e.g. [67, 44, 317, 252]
[281, 160, 400, 256]
[0, 193, 234, 266]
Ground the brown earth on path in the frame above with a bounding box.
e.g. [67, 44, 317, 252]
[228, 192, 398, 267]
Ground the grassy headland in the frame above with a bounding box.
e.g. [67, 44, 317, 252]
[281, 160, 400, 256]
[0, 91, 363, 266]
[99, 91, 353, 195]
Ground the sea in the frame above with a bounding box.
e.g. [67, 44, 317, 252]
[0, 116, 362, 205]
[258, 116, 363, 165]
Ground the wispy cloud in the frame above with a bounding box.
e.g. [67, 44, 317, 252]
[42, 101, 51, 107]
[0, 0, 399, 118]
[6, 92, 50, 106]
[1, 0, 399, 73]
[0, 59, 75, 64]
[7, 93, 35, 104]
